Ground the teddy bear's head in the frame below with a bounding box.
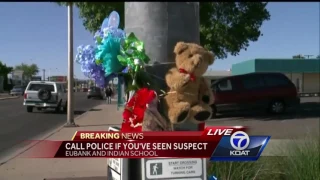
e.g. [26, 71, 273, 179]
[174, 42, 215, 77]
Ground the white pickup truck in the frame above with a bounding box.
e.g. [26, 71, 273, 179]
[23, 81, 67, 113]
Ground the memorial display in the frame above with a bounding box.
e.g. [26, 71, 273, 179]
[75, 11, 215, 132]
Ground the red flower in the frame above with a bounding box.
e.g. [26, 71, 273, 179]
[135, 88, 156, 107]
[122, 108, 132, 121]
[121, 88, 156, 132]
[121, 122, 142, 132]
[126, 94, 136, 108]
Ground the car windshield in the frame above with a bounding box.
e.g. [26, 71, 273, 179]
[211, 79, 222, 87]
[28, 84, 55, 92]
[90, 87, 100, 91]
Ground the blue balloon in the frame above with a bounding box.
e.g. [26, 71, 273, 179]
[75, 45, 106, 87]
[101, 17, 109, 31]
[107, 11, 120, 28]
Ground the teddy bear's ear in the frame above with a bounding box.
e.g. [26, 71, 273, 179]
[208, 51, 215, 65]
[174, 42, 189, 55]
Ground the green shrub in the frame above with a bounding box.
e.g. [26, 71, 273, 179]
[275, 136, 320, 180]
[207, 158, 278, 180]
[207, 136, 319, 180]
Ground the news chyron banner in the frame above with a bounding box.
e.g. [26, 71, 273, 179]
[23, 126, 270, 161]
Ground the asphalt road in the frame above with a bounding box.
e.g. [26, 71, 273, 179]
[207, 97, 320, 139]
[0, 92, 105, 158]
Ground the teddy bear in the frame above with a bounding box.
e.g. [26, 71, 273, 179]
[163, 41, 215, 124]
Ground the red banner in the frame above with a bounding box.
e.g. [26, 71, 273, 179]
[22, 126, 247, 158]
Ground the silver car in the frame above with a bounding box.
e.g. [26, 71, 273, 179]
[87, 87, 104, 99]
[10, 86, 25, 96]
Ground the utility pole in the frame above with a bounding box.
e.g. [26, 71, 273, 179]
[304, 55, 313, 59]
[123, 4, 201, 178]
[65, 2, 77, 127]
[125, 2, 200, 131]
[42, 69, 46, 81]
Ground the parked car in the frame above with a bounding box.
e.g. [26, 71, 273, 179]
[23, 81, 67, 113]
[211, 72, 300, 117]
[10, 85, 26, 96]
[87, 87, 104, 99]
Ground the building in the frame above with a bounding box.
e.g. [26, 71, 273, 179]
[11, 70, 28, 86]
[31, 76, 42, 81]
[49, 76, 67, 82]
[231, 59, 320, 93]
[204, 58, 320, 93]
[204, 70, 231, 84]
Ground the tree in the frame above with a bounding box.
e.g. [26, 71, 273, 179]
[0, 61, 13, 91]
[56, 2, 270, 59]
[0, 61, 13, 76]
[14, 63, 39, 80]
[292, 54, 305, 59]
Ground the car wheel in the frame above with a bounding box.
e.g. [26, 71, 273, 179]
[27, 106, 33, 113]
[87, 96, 90, 99]
[268, 100, 286, 114]
[55, 100, 62, 113]
[37, 107, 42, 111]
[62, 101, 67, 113]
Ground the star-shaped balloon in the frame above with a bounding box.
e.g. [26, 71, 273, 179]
[95, 11, 126, 78]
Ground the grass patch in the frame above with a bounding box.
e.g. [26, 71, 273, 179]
[208, 136, 319, 180]
[275, 136, 320, 180]
[208, 157, 280, 180]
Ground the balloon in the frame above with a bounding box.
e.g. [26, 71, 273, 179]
[107, 11, 120, 28]
[94, 30, 104, 45]
[76, 10, 127, 88]
[75, 45, 106, 87]
[95, 35, 123, 76]
[100, 17, 109, 31]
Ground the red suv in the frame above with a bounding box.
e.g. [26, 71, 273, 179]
[211, 72, 300, 117]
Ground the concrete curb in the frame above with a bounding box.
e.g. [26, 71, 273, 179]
[0, 103, 101, 166]
[0, 96, 20, 100]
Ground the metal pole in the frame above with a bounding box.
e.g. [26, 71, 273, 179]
[48, 69, 51, 81]
[42, 69, 46, 81]
[66, 3, 77, 127]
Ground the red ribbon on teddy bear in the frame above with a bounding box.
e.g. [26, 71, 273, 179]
[179, 68, 196, 82]
[121, 88, 156, 132]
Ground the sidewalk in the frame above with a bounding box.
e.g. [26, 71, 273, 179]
[0, 101, 291, 180]
[0, 92, 20, 100]
[0, 102, 122, 180]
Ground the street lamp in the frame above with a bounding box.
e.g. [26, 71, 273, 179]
[66, 3, 77, 127]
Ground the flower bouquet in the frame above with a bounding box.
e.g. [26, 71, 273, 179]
[75, 11, 172, 132]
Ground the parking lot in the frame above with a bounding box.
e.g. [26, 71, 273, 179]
[207, 97, 319, 139]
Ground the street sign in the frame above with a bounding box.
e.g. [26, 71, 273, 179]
[107, 126, 128, 180]
[142, 158, 206, 180]
[108, 168, 121, 180]
[108, 158, 121, 174]
[106, 126, 207, 180]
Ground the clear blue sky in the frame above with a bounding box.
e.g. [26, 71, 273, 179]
[0, 2, 319, 79]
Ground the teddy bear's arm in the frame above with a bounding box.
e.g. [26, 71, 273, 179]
[199, 77, 214, 105]
[165, 68, 190, 91]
